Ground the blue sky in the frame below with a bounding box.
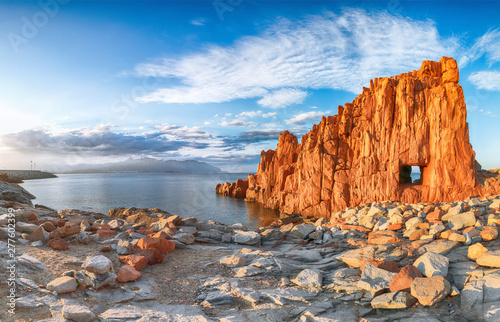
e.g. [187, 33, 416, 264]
[0, 0, 499, 172]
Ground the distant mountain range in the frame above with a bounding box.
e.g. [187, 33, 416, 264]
[62, 157, 223, 174]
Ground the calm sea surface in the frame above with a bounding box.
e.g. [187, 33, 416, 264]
[21, 173, 280, 229]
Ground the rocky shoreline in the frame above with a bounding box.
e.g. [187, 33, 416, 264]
[2, 177, 500, 321]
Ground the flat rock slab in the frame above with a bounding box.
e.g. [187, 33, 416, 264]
[202, 290, 234, 307]
[285, 249, 323, 262]
[358, 263, 397, 294]
[99, 304, 211, 321]
[234, 266, 264, 277]
[47, 276, 77, 294]
[416, 240, 460, 256]
[62, 304, 96, 322]
[261, 288, 318, 306]
[461, 279, 485, 309]
[371, 291, 418, 309]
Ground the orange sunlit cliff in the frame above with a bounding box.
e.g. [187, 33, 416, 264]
[216, 57, 500, 218]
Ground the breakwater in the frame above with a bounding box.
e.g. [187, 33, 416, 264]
[0, 170, 57, 180]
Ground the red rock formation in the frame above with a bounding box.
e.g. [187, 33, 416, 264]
[216, 57, 500, 218]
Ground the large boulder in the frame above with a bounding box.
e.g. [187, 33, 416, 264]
[411, 275, 451, 306]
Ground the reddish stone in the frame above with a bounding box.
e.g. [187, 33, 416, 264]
[137, 227, 155, 236]
[49, 224, 80, 239]
[216, 179, 249, 199]
[58, 220, 66, 227]
[481, 226, 499, 241]
[119, 255, 148, 271]
[409, 230, 428, 241]
[440, 230, 453, 239]
[360, 260, 400, 273]
[427, 209, 444, 223]
[117, 265, 141, 282]
[368, 231, 403, 245]
[91, 224, 111, 231]
[414, 222, 430, 230]
[149, 231, 171, 239]
[135, 249, 163, 265]
[387, 223, 404, 231]
[423, 205, 435, 213]
[47, 237, 69, 250]
[339, 225, 371, 232]
[40, 222, 57, 232]
[390, 265, 424, 292]
[137, 237, 175, 254]
[97, 229, 116, 237]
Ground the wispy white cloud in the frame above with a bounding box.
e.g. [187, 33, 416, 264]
[257, 88, 308, 108]
[285, 111, 330, 125]
[460, 29, 500, 66]
[135, 9, 458, 105]
[468, 71, 500, 91]
[468, 104, 497, 118]
[190, 18, 207, 26]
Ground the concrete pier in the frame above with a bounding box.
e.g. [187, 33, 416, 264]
[0, 170, 57, 180]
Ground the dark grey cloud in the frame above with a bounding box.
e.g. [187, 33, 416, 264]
[0, 129, 207, 156]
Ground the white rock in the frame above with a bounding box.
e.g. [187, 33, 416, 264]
[233, 231, 261, 245]
[47, 276, 77, 294]
[82, 255, 112, 275]
[293, 269, 323, 288]
[413, 252, 449, 277]
[62, 304, 96, 322]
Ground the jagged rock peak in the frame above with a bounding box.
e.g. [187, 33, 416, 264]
[216, 57, 499, 218]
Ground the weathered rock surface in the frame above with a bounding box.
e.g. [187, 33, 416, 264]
[390, 265, 424, 292]
[46, 276, 77, 294]
[411, 275, 451, 306]
[82, 255, 113, 275]
[292, 269, 323, 288]
[371, 291, 418, 309]
[477, 250, 500, 268]
[216, 57, 500, 218]
[413, 252, 449, 277]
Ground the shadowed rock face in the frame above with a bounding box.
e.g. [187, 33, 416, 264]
[216, 57, 500, 218]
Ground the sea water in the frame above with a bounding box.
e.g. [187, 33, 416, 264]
[21, 173, 279, 228]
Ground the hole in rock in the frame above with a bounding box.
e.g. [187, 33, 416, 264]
[399, 165, 422, 185]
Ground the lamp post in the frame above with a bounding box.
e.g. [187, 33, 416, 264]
[30, 161, 32, 171]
